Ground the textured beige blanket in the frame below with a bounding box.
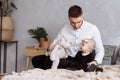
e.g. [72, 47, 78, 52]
[2, 65, 120, 80]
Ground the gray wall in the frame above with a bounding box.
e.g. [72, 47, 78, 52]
[1, 0, 120, 73]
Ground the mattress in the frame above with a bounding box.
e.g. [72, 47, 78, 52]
[2, 65, 120, 80]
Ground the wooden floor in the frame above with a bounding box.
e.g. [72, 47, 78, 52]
[0, 73, 5, 80]
[0, 75, 3, 80]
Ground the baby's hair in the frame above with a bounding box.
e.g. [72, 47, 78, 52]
[82, 38, 96, 50]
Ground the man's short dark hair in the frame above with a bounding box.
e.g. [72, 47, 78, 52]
[68, 5, 83, 18]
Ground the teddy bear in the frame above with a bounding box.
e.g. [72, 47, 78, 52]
[46, 38, 71, 69]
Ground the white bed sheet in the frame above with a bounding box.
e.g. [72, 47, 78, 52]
[2, 65, 120, 80]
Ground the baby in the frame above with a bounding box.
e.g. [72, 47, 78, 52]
[76, 38, 101, 72]
[80, 38, 96, 56]
[68, 38, 98, 71]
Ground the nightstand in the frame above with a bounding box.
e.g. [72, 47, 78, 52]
[24, 47, 46, 70]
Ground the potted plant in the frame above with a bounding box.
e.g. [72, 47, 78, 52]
[0, 0, 17, 16]
[0, 0, 17, 41]
[28, 27, 49, 49]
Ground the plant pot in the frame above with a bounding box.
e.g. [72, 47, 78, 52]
[40, 38, 50, 49]
[2, 17, 14, 41]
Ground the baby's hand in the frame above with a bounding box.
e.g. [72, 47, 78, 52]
[87, 60, 97, 68]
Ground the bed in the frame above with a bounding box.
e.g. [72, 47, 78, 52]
[2, 65, 120, 80]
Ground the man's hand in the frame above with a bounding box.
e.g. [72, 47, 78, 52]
[48, 44, 56, 51]
[58, 40, 63, 47]
[64, 54, 68, 59]
[87, 60, 98, 68]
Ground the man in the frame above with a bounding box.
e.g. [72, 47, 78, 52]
[32, 5, 104, 71]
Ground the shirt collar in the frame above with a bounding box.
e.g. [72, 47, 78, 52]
[80, 20, 85, 29]
[76, 20, 85, 32]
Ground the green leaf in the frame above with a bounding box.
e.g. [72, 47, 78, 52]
[27, 27, 48, 42]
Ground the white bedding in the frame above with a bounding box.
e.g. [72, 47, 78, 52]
[2, 65, 120, 80]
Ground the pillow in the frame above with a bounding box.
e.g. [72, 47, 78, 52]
[102, 45, 117, 65]
[116, 45, 120, 64]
